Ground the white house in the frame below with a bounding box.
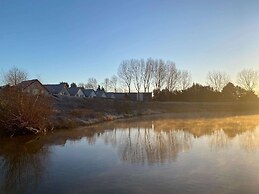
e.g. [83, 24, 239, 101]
[95, 90, 107, 98]
[82, 89, 96, 98]
[68, 87, 85, 97]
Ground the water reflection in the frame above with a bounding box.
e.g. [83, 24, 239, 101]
[97, 115, 259, 162]
[209, 129, 230, 151]
[0, 114, 259, 193]
[0, 136, 49, 194]
[239, 130, 259, 152]
[102, 128, 193, 164]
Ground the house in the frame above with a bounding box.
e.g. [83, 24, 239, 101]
[106, 92, 115, 99]
[68, 87, 85, 97]
[16, 79, 49, 95]
[82, 89, 96, 98]
[95, 90, 107, 98]
[44, 83, 70, 96]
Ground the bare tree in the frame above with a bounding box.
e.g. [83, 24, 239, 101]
[102, 78, 110, 92]
[78, 83, 85, 88]
[131, 59, 145, 95]
[153, 59, 167, 90]
[237, 68, 259, 91]
[118, 60, 133, 93]
[206, 71, 230, 92]
[4, 67, 28, 86]
[166, 61, 180, 91]
[179, 70, 192, 90]
[143, 58, 154, 92]
[110, 75, 118, 92]
[85, 78, 98, 89]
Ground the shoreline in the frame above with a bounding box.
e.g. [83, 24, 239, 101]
[51, 98, 259, 130]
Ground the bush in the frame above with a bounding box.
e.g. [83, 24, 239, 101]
[0, 87, 53, 135]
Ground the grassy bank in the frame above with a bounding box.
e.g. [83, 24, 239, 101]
[51, 96, 259, 129]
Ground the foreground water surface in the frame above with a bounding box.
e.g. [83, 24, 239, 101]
[1, 113, 259, 194]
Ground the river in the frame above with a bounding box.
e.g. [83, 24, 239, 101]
[1, 113, 259, 194]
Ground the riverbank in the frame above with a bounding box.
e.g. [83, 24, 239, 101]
[51, 96, 259, 129]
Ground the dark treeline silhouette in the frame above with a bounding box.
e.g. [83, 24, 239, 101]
[153, 82, 259, 102]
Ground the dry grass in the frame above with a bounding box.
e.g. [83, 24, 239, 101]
[50, 97, 259, 130]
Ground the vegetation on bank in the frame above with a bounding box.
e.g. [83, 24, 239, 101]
[153, 82, 259, 102]
[1, 89, 259, 137]
[0, 87, 53, 136]
[1, 65, 259, 136]
[51, 96, 259, 130]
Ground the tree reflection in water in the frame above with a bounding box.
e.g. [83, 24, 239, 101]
[99, 115, 259, 163]
[209, 129, 230, 151]
[102, 126, 193, 164]
[239, 129, 259, 152]
[1, 114, 259, 193]
[0, 136, 49, 194]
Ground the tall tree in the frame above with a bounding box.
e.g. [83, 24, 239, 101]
[131, 59, 145, 94]
[237, 68, 259, 91]
[102, 78, 110, 92]
[153, 59, 167, 90]
[143, 58, 154, 92]
[110, 75, 118, 92]
[206, 71, 230, 92]
[179, 70, 192, 90]
[85, 78, 98, 89]
[4, 67, 28, 86]
[78, 83, 85, 88]
[118, 60, 133, 93]
[166, 61, 180, 92]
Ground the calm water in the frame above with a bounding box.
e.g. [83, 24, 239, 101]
[1, 113, 259, 194]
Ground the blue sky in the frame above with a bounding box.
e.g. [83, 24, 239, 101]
[0, 0, 258, 86]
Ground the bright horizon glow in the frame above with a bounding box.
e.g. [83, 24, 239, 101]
[0, 0, 258, 92]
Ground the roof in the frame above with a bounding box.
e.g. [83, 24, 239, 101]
[95, 90, 107, 98]
[82, 89, 96, 97]
[68, 87, 80, 96]
[44, 84, 67, 95]
[16, 79, 40, 89]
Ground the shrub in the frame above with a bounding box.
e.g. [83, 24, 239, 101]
[0, 87, 53, 135]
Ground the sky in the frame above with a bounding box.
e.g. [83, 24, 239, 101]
[0, 0, 259, 88]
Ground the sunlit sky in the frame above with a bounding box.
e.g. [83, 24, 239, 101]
[0, 0, 258, 88]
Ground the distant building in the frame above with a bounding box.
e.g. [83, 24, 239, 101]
[113, 92, 152, 101]
[95, 90, 107, 98]
[129, 93, 152, 101]
[68, 87, 85, 97]
[106, 92, 115, 99]
[44, 83, 70, 96]
[16, 79, 49, 95]
[82, 89, 96, 98]
[114, 93, 130, 100]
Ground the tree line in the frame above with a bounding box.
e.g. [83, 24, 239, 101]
[117, 58, 259, 95]
[1, 62, 259, 101]
[117, 58, 192, 93]
[153, 82, 258, 102]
